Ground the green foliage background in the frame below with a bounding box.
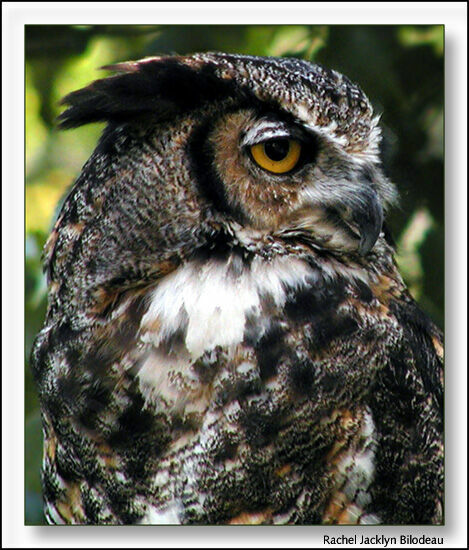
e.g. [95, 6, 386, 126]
[25, 25, 444, 524]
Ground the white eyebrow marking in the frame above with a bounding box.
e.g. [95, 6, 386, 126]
[241, 119, 294, 146]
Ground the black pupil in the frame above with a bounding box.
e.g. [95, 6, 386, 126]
[264, 139, 290, 161]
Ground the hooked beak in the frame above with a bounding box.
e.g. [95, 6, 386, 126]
[280, 185, 384, 256]
[351, 190, 383, 256]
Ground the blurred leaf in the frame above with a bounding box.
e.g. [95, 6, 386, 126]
[55, 35, 127, 100]
[25, 233, 48, 306]
[25, 66, 48, 175]
[395, 208, 434, 300]
[26, 175, 69, 234]
[266, 26, 328, 59]
[398, 25, 444, 56]
[419, 106, 444, 161]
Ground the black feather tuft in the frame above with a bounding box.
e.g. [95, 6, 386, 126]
[58, 57, 240, 129]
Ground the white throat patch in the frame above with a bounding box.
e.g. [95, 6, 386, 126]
[141, 255, 312, 359]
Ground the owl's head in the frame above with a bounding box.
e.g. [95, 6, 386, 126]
[55, 53, 397, 305]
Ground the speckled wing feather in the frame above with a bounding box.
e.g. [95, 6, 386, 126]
[31, 53, 443, 525]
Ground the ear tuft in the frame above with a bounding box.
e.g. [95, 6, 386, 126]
[58, 57, 239, 129]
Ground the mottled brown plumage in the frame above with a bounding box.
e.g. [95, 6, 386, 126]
[31, 53, 443, 525]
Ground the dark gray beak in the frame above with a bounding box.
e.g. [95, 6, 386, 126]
[352, 189, 384, 256]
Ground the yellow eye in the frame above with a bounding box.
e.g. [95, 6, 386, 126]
[250, 138, 302, 174]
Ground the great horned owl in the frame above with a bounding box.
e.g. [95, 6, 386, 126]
[31, 53, 443, 525]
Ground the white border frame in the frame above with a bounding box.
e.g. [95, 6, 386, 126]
[3, 3, 467, 548]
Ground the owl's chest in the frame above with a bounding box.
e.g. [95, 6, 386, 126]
[140, 254, 313, 357]
[133, 252, 379, 414]
[134, 254, 312, 407]
[122, 254, 383, 524]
